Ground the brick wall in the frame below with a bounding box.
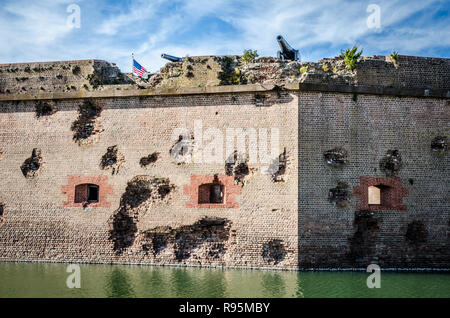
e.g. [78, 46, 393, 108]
[0, 91, 299, 269]
[297, 91, 449, 269]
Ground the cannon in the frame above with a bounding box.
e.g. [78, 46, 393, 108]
[161, 53, 182, 62]
[276, 35, 300, 61]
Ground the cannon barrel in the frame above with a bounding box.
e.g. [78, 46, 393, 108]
[276, 35, 300, 61]
[161, 53, 182, 62]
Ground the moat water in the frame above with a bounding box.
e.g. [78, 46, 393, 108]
[0, 262, 448, 298]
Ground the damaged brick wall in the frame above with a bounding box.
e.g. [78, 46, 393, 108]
[298, 91, 449, 269]
[71, 100, 104, 145]
[0, 92, 299, 270]
[20, 148, 43, 178]
[100, 145, 125, 175]
[109, 176, 175, 254]
[139, 217, 233, 263]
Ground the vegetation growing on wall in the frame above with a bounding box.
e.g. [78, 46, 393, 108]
[340, 46, 363, 70]
[241, 49, 259, 64]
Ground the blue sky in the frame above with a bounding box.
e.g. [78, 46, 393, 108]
[0, 0, 449, 73]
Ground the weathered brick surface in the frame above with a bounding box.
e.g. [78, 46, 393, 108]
[297, 92, 449, 269]
[0, 91, 299, 269]
[0, 56, 448, 270]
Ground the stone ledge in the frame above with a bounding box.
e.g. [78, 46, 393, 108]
[0, 82, 449, 102]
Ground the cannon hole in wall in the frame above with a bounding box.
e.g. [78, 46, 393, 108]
[405, 220, 428, 245]
[20, 148, 43, 179]
[348, 211, 380, 260]
[262, 239, 287, 265]
[269, 148, 288, 182]
[141, 217, 232, 261]
[100, 145, 125, 175]
[35, 101, 56, 118]
[225, 151, 254, 186]
[71, 100, 103, 144]
[431, 136, 448, 152]
[323, 147, 348, 167]
[109, 176, 175, 254]
[328, 182, 351, 207]
[140, 152, 159, 167]
[379, 150, 402, 176]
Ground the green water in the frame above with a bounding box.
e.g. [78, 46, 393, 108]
[0, 262, 448, 298]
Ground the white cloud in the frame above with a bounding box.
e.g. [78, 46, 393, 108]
[0, 0, 448, 71]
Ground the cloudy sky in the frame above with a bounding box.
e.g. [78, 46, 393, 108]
[0, 0, 449, 72]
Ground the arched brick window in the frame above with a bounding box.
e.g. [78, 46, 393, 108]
[74, 184, 99, 203]
[198, 183, 224, 204]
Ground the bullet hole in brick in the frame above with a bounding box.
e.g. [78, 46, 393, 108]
[268, 147, 288, 182]
[352, 93, 358, 102]
[328, 181, 351, 207]
[100, 145, 125, 175]
[231, 96, 237, 103]
[140, 152, 159, 167]
[140, 217, 232, 261]
[405, 220, 428, 245]
[431, 136, 448, 152]
[215, 111, 219, 115]
[170, 134, 194, 165]
[35, 101, 56, 118]
[323, 147, 348, 167]
[379, 150, 402, 176]
[20, 148, 43, 179]
[71, 100, 103, 144]
[348, 211, 380, 260]
[0, 147, 3, 160]
[109, 176, 176, 254]
[409, 178, 414, 185]
[225, 151, 254, 186]
[262, 239, 287, 265]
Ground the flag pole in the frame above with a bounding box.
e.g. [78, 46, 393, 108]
[131, 53, 134, 76]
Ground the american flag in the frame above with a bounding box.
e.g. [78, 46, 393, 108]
[133, 59, 147, 78]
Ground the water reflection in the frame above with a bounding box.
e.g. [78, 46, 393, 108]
[105, 268, 135, 298]
[0, 262, 448, 298]
[261, 272, 286, 297]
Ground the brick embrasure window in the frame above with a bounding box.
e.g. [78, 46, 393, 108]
[62, 175, 113, 208]
[184, 174, 241, 208]
[353, 176, 409, 211]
